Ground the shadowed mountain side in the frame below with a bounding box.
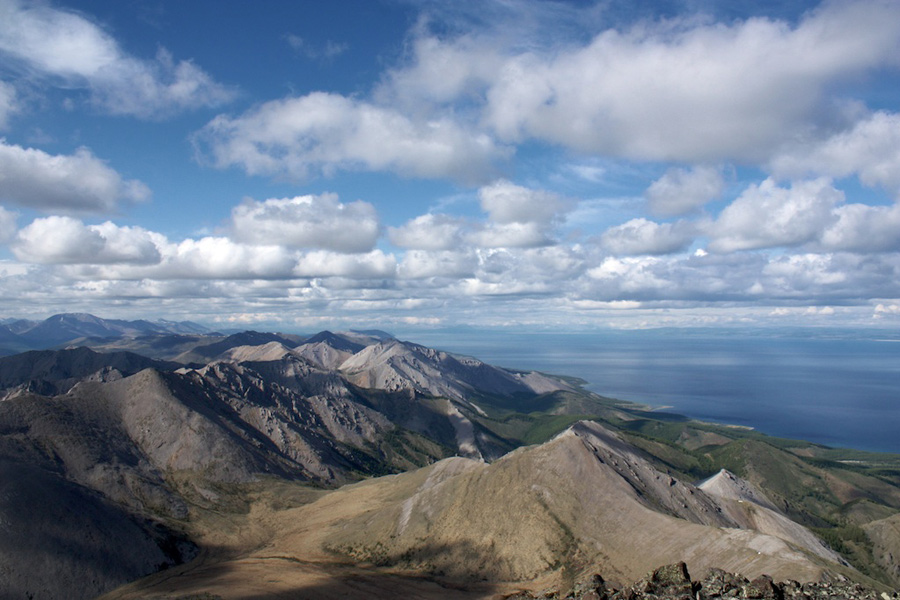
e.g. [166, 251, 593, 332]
[77, 333, 220, 362]
[184, 359, 454, 482]
[0, 313, 211, 356]
[174, 331, 300, 364]
[0, 346, 180, 399]
[0, 460, 195, 600]
[100, 548, 502, 600]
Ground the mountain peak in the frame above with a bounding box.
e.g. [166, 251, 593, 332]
[304, 330, 366, 353]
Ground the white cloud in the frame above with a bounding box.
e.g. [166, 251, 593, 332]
[131, 236, 296, 280]
[293, 249, 396, 279]
[467, 222, 554, 249]
[875, 303, 900, 317]
[586, 255, 672, 295]
[13, 216, 162, 264]
[818, 202, 900, 253]
[378, 33, 504, 107]
[770, 111, 900, 191]
[762, 253, 847, 289]
[0, 205, 16, 242]
[197, 92, 507, 183]
[600, 218, 695, 255]
[478, 179, 570, 224]
[0, 0, 234, 118]
[0, 80, 16, 128]
[388, 213, 465, 250]
[645, 166, 724, 217]
[0, 140, 150, 213]
[708, 178, 843, 253]
[387, 1, 900, 164]
[231, 193, 379, 253]
[398, 249, 476, 279]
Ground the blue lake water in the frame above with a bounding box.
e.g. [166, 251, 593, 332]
[399, 328, 900, 454]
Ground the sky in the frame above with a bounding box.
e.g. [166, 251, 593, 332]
[1, 0, 900, 332]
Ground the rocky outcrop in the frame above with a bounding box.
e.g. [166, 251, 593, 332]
[509, 562, 900, 599]
[0, 346, 179, 400]
[322, 422, 845, 586]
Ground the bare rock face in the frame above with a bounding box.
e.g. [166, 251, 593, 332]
[0, 346, 178, 400]
[338, 338, 572, 405]
[322, 421, 845, 586]
[511, 563, 900, 599]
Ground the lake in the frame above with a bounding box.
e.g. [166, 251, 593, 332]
[399, 328, 900, 455]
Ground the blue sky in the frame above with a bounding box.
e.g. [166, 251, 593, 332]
[2, 0, 900, 332]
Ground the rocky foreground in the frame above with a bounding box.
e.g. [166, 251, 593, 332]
[510, 563, 900, 600]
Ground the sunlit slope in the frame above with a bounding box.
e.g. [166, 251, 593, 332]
[103, 422, 858, 599]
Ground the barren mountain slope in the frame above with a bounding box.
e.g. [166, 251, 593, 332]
[339, 338, 572, 405]
[292, 330, 367, 369]
[698, 469, 843, 564]
[0, 460, 194, 600]
[103, 422, 855, 600]
[324, 421, 846, 585]
[0, 346, 179, 399]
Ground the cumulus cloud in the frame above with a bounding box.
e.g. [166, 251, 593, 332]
[466, 221, 553, 248]
[293, 249, 396, 279]
[819, 202, 900, 252]
[462, 180, 573, 248]
[388, 213, 465, 250]
[478, 179, 570, 224]
[600, 218, 695, 255]
[162, 237, 297, 280]
[231, 193, 379, 253]
[645, 166, 724, 217]
[0, 205, 16, 242]
[586, 256, 672, 295]
[707, 178, 843, 253]
[399, 249, 476, 279]
[0, 140, 150, 213]
[381, 1, 900, 164]
[762, 253, 848, 290]
[0, 0, 234, 118]
[770, 111, 900, 191]
[13, 216, 162, 264]
[390, 181, 572, 251]
[197, 92, 507, 183]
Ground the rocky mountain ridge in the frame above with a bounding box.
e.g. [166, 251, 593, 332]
[1, 318, 899, 599]
[512, 562, 899, 599]
[0, 313, 210, 356]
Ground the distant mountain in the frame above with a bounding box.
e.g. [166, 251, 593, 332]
[0, 346, 180, 399]
[304, 330, 367, 353]
[173, 330, 301, 363]
[0, 324, 30, 356]
[1, 326, 900, 598]
[0, 313, 212, 355]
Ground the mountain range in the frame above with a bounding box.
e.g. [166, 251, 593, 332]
[0, 313, 211, 357]
[1, 314, 899, 599]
